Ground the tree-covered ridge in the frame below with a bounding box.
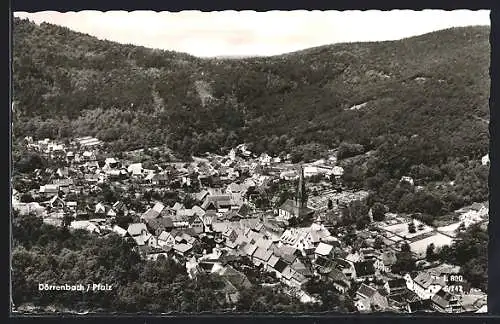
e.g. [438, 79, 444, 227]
[13, 18, 489, 159]
[12, 18, 490, 221]
[13, 211, 354, 313]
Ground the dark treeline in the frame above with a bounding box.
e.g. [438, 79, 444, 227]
[12, 211, 349, 313]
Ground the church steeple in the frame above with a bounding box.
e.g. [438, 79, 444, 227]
[296, 164, 307, 208]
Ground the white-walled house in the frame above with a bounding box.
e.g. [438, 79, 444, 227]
[405, 272, 444, 300]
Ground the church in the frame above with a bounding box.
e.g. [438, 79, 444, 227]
[278, 165, 315, 221]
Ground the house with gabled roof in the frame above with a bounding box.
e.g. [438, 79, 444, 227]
[222, 228, 238, 242]
[112, 200, 126, 212]
[150, 173, 169, 186]
[384, 278, 408, 295]
[39, 184, 60, 197]
[172, 202, 184, 211]
[431, 288, 461, 313]
[355, 283, 389, 312]
[326, 268, 351, 294]
[173, 243, 193, 257]
[405, 271, 445, 300]
[127, 163, 143, 176]
[218, 265, 252, 289]
[386, 287, 420, 312]
[158, 230, 176, 247]
[334, 258, 357, 281]
[127, 223, 149, 237]
[202, 195, 236, 212]
[95, 202, 107, 215]
[192, 205, 206, 217]
[267, 254, 288, 276]
[188, 214, 205, 234]
[111, 225, 128, 237]
[374, 250, 398, 273]
[291, 258, 314, 278]
[281, 265, 308, 288]
[314, 242, 334, 259]
[271, 245, 300, 265]
[195, 190, 210, 202]
[222, 210, 243, 222]
[243, 243, 258, 257]
[141, 202, 165, 222]
[47, 195, 66, 210]
[147, 217, 174, 236]
[251, 247, 273, 267]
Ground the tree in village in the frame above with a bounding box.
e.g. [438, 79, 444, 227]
[327, 199, 334, 210]
[371, 202, 386, 221]
[426, 243, 436, 262]
[408, 221, 416, 234]
[373, 236, 385, 250]
[392, 242, 416, 274]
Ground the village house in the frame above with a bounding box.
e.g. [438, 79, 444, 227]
[334, 258, 357, 281]
[188, 215, 205, 234]
[281, 265, 308, 288]
[314, 242, 334, 260]
[202, 195, 238, 213]
[279, 228, 307, 248]
[355, 283, 389, 312]
[141, 201, 165, 222]
[481, 154, 490, 166]
[66, 201, 77, 212]
[217, 265, 252, 289]
[305, 224, 337, 247]
[157, 230, 176, 247]
[127, 223, 149, 238]
[226, 182, 248, 200]
[150, 173, 169, 186]
[46, 195, 66, 210]
[127, 163, 143, 176]
[173, 243, 193, 257]
[125, 222, 155, 247]
[144, 246, 172, 261]
[94, 202, 107, 216]
[267, 255, 289, 277]
[39, 184, 60, 198]
[400, 176, 415, 186]
[431, 288, 462, 313]
[405, 271, 445, 300]
[52, 178, 74, 193]
[326, 268, 351, 294]
[386, 288, 421, 312]
[147, 217, 174, 236]
[384, 278, 408, 296]
[70, 220, 101, 234]
[111, 225, 128, 237]
[374, 250, 398, 273]
[251, 246, 273, 267]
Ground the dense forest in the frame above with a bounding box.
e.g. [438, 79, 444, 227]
[12, 18, 489, 160]
[12, 211, 352, 313]
[12, 18, 490, 221]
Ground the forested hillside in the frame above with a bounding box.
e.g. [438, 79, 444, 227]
[12, 18, 489, 159]
[12, 18, 490, 219]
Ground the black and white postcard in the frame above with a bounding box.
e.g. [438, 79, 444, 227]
[10, 10, 490, 314]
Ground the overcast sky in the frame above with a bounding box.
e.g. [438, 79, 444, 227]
[14, 10, 490, 57]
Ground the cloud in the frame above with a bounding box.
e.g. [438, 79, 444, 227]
[14, 10, 490, 57]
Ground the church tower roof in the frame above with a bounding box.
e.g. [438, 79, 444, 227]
[295, 164, 307, 208]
